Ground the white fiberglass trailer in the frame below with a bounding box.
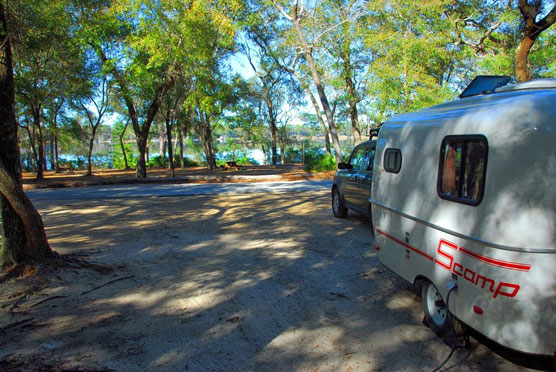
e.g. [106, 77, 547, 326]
[371, 77, 556, 359]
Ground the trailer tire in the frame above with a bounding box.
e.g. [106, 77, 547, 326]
[332, 188, 348, 218]
[422, 280, 452, 338]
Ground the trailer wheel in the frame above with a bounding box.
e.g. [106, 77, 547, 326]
[332, 188, 348, 218]
[422, 280, 452, 338]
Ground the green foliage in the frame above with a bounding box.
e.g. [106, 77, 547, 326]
[216, 150, 256, 166]
[113, 153, 137, 169]
[146, 155, 167, 168]
[13, 0, 89, 102]
[364, 0, 458, 119]
[445, 0, 519, 78]
[179, 156, 201, 168]
[235, 154, 256, 166]
[11, 0, 556, 174]
[110, 121, 136, 169]
[56, 117, 89, 156]
[215, 159, 228, 167]
[303, 150, 337, 172]
[145, 154, 201, 168]
[57, 155, 110, 170]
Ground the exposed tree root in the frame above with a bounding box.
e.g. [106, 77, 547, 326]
[28, 295, 67, 309]
[80, 275, 134, 296]
[0, 254, 120, 315]
[0, 254, 116, 284]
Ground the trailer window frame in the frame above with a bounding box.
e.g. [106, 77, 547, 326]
[384, 148, 402, 174]
[437, 135, 488, 206]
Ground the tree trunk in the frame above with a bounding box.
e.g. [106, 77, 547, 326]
[0, 161, 54, 266]
[23, 123, 38, 174]
[31, 108, 44, 179]
[165, 114, 175, 177]
[203, 121, 216, 170]
[1, 2, 54, 267]
[267, 98, 278, 167]
[305, 85, 331, 154]
[41, 132, 47, 173]
[345, 76, 361, 145]
[291, 7, 343, 164]
[119, 121, 130, 170]
[54, 125, 60, 172]
[202, 138, 216, 170]
[516, 0, 556, 83]
[195, 110, 216, 170]
[136, 131, 148, 178]
[159, 125, 166, 160]
[86, 126, 98, 176]
[339, 49, 362, 146]
[348, 98, 361, 145]
[262, 145, 267, 165]
[177, 122, 184, 168]
[52, 100, 63, 173]
[49, 133, 55, 171]
[515, 36, 534, 83]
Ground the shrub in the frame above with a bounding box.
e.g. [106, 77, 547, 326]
[113, 153, 137, 169]
[303, 152, 337, 172]
[92, 155, 112, 169]
[216, 152, 256, 167]
[235, 154, 256, 166]
[173, 155, 200, 167]
[147, 155, 167, 168]
[182, 157, 200, 167]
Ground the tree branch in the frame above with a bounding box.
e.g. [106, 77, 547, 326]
[272, 0, 292, 21]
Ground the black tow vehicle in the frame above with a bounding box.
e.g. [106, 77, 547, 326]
[331, 139, 376, 230]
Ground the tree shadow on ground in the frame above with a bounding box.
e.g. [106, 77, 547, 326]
[0, 190, 533, 371]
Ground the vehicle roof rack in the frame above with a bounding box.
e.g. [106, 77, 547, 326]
[459, 76, 512, 98]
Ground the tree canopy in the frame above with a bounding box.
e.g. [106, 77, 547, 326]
[4, 0, 555, 179]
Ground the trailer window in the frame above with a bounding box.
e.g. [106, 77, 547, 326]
[384, 148, 402, 173]
[438, 136, 488, 205]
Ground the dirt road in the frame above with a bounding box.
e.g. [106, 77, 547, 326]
[0, 189, 535, 371]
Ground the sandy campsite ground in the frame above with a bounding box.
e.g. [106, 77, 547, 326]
[0, 187, 538, 371]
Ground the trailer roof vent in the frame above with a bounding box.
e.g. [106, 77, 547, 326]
[459, 76, 512, 98]
[494, 78, 556, 93]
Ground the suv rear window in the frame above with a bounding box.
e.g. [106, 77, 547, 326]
[349, 144, 375, 171]
[349, 146, 366, 171]
[438, 135, 488, 205]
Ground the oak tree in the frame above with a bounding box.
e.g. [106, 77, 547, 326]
[1, 0, 55, 268]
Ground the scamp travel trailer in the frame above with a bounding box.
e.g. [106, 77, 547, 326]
[371, 76, 556, 360]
